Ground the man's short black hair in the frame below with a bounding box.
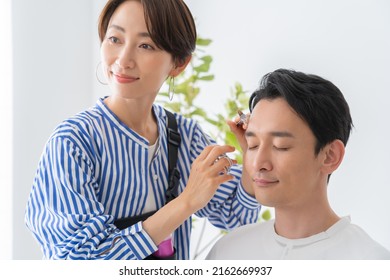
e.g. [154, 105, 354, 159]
[249, 69, 353, 154]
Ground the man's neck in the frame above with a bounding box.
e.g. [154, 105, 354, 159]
[273, 203, 340, 239]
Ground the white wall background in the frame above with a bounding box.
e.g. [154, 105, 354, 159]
[10, 0, 97, 260]
[6, 0, 389, 260]
[0, 0, 14, 260]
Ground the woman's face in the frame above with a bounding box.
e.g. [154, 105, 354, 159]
[100, 0, 175, 101]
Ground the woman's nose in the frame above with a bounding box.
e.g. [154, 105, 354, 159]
[115, 47, 136, 69]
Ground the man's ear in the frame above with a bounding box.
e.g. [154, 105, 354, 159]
[321, 139, 345, 175]
[169, 55, 192, 77]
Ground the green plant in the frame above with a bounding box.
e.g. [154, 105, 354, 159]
[156, 37, 248, 163]
[156, 37, 271, 259]
[157, 38, 214, 120]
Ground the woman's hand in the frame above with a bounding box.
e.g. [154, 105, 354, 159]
[226, 112, 255, 196]
[180, 145, 237, 212]
[226, 112, 250, 152]
[143, 145, 236, 245]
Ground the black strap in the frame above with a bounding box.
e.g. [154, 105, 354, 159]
[114, 109, 181, 230]
[164, 109, 181, 203]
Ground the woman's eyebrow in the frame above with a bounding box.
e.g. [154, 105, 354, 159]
[108, 24, 125, 33]
[108, 24, 151, 38]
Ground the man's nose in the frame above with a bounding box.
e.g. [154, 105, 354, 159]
[253, 147, 272, 172]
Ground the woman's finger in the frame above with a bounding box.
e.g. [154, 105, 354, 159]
[203, 145, 235, 166]
[212, 155, 237, 175]
[227, 120, 247, 151]
[195, 144, 215, 162]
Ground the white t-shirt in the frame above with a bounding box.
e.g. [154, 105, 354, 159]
[206, 216, 390, 260]
[142, 139, 159, 213]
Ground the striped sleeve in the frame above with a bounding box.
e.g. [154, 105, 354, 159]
[25, 135, 156, 260]
[190, 124, 261, 230]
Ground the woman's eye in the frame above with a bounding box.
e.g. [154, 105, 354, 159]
[140, 43, 154, 50]
[108, 36, 120, 44]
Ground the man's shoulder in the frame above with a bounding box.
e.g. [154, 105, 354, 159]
[330, 219, 390, 259]
[219, 220, 273, 244]
[206, 220, 274, 260]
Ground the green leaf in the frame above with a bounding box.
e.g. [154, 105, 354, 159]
[190, 107, 207, 118]
[235, 82, 243, 93]
[196, 38, 212, 46]
[193, 63, 210, 73]
[261, 209, 272, 221]
[200, 55, 213, 64]
[225, 131, 240, 150]
[174, 82, 191, 94]
[204, 117, 220, 126]
[164, 102, 182, 113]
[159, 92, 169, 98]
[198, 74, 215, 81]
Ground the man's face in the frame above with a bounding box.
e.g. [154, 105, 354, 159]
[244, 98, 325, 209]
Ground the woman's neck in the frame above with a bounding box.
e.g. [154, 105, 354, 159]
[104, 95, 158, 144]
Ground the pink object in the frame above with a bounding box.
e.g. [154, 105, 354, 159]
[153, 237, 174, 258]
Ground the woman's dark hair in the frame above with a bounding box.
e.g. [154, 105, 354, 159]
[98, 0, 196, 64]
[249, 69, 353, 155]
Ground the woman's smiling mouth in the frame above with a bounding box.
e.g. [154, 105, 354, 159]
[113, 73, 139, 83]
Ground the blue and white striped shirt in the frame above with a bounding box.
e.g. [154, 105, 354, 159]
[25, 98, 260, 260]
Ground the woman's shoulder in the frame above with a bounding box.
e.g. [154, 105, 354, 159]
[153, 104, 199, 133]
[50, 104, 104, 141]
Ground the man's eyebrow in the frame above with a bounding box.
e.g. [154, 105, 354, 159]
[245, 131, 256, 138]
[245, 130, 295, 138]
[270, 131, 295, 138]
[108, 24, 151, 38]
